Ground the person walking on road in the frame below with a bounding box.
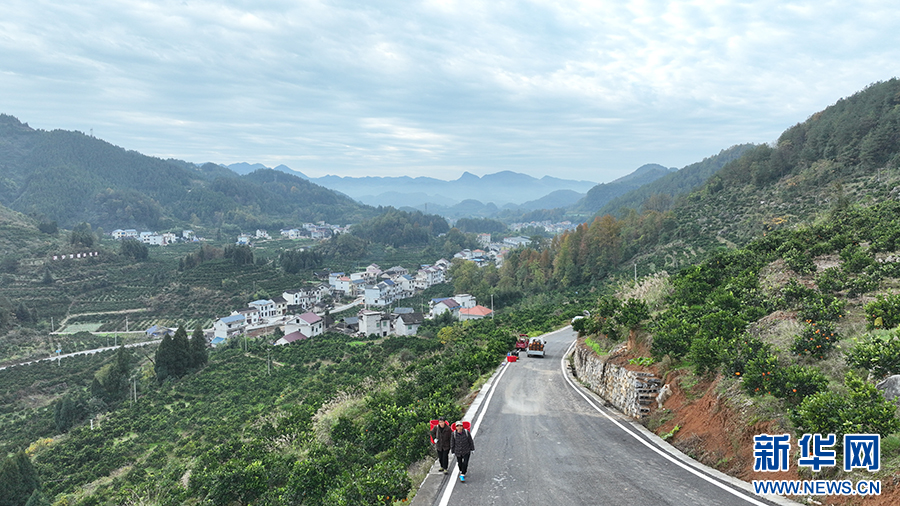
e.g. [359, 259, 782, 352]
[431, 417, 452, 474]
[450, 420, 475, 482]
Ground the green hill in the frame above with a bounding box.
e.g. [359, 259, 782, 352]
[570, 163, 676, 215]
[595, 144, 756, 218]
[0, 114, 377, 231]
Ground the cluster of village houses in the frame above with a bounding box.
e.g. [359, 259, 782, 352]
[112, 227, 535, 347]
[111, 222, 350, 246]
[192, 261, 494, 347]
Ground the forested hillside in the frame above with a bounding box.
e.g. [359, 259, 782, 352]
[595, 144, 756, 218]
[0, 114, 377, 231]
[570, 163, 675, 215]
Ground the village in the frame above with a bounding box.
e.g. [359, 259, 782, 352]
[114, 225, 532, 348]
[203, 259, 496, 347]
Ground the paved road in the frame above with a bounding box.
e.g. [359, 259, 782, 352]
[0, 340, 160, 372]
[430, 327, 791, 506]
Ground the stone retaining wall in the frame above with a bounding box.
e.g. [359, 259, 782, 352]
[571, 339, 660, 419]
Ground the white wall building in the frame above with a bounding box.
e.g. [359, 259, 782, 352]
[214, 314, 246, 340]
[285, 312, 324, 337]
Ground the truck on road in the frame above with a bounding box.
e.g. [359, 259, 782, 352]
[526, 337, 545, 358]
[514, 334, 529, 355]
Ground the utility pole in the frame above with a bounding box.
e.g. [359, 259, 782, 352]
[491, 294, 494, 320]
[634, 263, 637, 284]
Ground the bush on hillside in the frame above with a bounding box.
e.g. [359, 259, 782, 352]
[845, 330, 900, 379]
[864, 293, 900, 330]
[791, 372, 900, 440]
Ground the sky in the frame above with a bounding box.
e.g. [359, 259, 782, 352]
[2, 1, 899, 183]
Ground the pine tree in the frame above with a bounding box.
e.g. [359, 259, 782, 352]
[93, 346, 131, 402]
[171, 326, 190, 377]
[0, 451, 39, 506]
[189, 326, 208, 369]
[53, 395, 86, 433]
[154, 332, 175, 382]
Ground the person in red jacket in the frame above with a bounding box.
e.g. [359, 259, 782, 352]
[450, 420, 475, 481]
[430, 417, 452, 474]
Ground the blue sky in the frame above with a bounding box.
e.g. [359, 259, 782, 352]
[2, 1, 899, 182]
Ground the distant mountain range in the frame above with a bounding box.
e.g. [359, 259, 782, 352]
[227, 163, 599, 210]
[225, 163, 691, 219]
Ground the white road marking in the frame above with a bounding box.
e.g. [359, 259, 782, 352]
[559, 338, 775, 506]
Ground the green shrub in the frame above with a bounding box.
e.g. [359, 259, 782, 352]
[791, 372, 900, 440]
[864, 293, 900, 330]
[845, 270, 881, 297]
[651, 315, 697, 359]
[839, 243, 874, 273]
[791, 321, 840, 359]
[688, 336, 723, 376]
[815, 267, 847, 293]
[798, 293, 846, 323]
[783, 248, 815, 274]
[740, 350, 780, 396]
[771, 365, 829, 405]
[782, 279, 816, 303]
[845, 330, 900, 379]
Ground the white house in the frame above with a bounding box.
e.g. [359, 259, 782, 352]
[272, 295, 288, 315]
[281, 229, 303, 239]
[329, 273, 353, 295]
[394, 274, 415, 296]
[383, 265, 409, 277]
[504, 236, 532, 248]
[395, 312, 424, 336]
[247, 299, 277, 323]
[214, 314, 247, 340]
[359, 310, 391, 337]
[255, 229, 270, 239]
[415, 266, 445, 290]
[238, 307, 260, 326]
[366, 264, 382, 278]
[364, 279, 402, 306]
[236, 234, 251, 245]
[454, 294, 476, 309]
[141, 233, 165, 246]
[430, 297, 461, 318]
[283, 287, 318, 310]
[285, 312, 324, 337]
[310, 227, 331, 240]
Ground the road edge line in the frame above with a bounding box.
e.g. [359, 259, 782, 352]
[561, 338, 802, 506]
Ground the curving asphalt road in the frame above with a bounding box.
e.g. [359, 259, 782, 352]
[420, 326, 798, 506]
